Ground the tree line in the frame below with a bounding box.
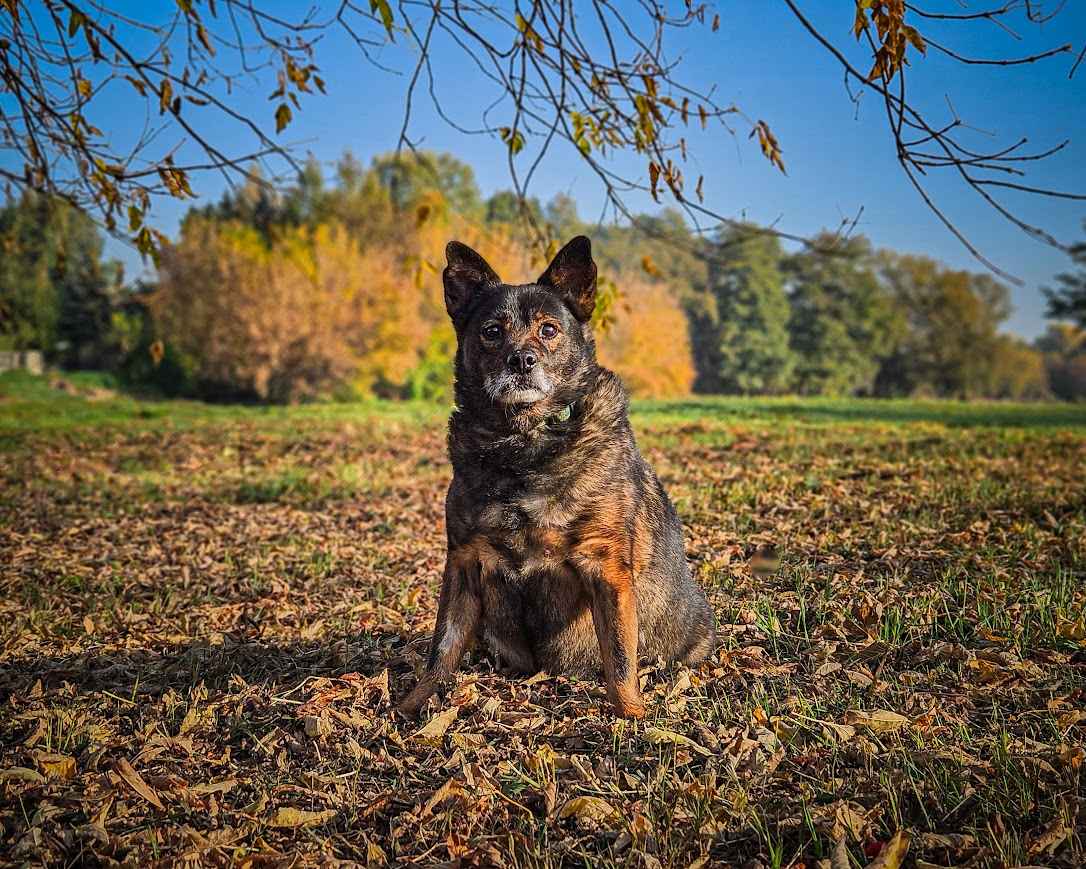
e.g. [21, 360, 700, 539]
[1, 150, 1084, 403]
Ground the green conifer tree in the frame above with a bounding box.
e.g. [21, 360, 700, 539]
[709, 226, 795, 394]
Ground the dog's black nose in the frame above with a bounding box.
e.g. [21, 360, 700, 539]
[507, 349, 537, 373]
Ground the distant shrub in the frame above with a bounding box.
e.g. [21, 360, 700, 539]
[146, 162, 535, 404]
[1046, 355, 1086, 401]
[982, 336, 1051, 401]
[406, 325, 457, 402]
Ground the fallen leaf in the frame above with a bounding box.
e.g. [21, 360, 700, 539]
[644, 727, 712, 756]
[821, 721, 857, 743]
[35, 753, 76, 780]
[1058, 745, 1084, 770]
[916, 832, 975, 851]
[178, 699, 215, 736]
[558, 795, 619, 825]
[1056, 616, 1085, 642]
[268, 807, 337, 828]
[1027, 817, 1071, 857]
[365, 834, 388, 865]
[114, 758, 165, 811]
[866, 829, 910, 868]
[668, 670, 692, 697]
[240, 792, 268, 815]
[843, 709, 909, 733]
[836, 802, 869, 841]
[421, 776, 467, 816]
[304, 714, 330, 738]
[411, 706, 458, 745]
[846, 669, 875, 688]
[189, 779, 237, 796]
[528, 744, 574, 773]
[450, 732, 487, 751]
[0, 767, 46, 784]
[831, 836, 850, 869]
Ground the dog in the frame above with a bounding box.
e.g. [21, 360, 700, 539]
[398, 236, 716, 719]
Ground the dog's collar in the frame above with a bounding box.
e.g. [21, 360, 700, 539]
[543, 400, 579, 430]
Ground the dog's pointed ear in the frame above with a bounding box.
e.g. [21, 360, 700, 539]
[537, 235, 597, 322]
[444, 241, 501, 322]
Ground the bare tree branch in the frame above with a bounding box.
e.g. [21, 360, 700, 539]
[0, 0, 1080, 276]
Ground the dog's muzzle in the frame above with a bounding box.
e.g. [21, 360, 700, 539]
[486, 367, 554, 406]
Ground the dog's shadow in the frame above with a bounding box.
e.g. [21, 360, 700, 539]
[0, 629, 424, 708]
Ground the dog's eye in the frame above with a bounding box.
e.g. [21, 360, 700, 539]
[539, 322, 559, 339]
[481, 323, 502, 341]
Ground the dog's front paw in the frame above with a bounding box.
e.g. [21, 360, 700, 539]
[612, 690, 646, 719]
[621, 703, 647, 720]
[614, 700, 646, 719]
[396, 683, 434, 718]
[396, 698, 422, 718]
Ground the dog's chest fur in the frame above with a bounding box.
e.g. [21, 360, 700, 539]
[473, 491, 577, 576]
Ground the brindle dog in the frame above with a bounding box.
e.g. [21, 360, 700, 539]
[398, 236, 716, 719]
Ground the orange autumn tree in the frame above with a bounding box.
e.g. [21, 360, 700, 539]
[597, 272, 695, 398]
[153, 218, 425, 402]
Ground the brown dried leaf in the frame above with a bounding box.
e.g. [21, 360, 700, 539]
[1027, 817, 1072, 857]
[268, 806, 337, 828]
[866, 829, 910, 868]
[0, 766, 46, 784]
[188, 778, 237, 796]
[843, 709, 910, 733]
[822, 721, 857, 743]
[114, 758, 165, 811]
[35, 753, 76, 781]
[411, 706, 458, 745]
[421, 776, 467, 816]
[643, 727, 713, 756]
[558, 795, 620, 826]
[831, 836, 850, 869]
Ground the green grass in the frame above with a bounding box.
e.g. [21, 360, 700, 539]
[0, 372, 1083, 867]
[5, 370, 1084, 442]
[634, 394, 1086, 429]
[0, 370, 447, 441]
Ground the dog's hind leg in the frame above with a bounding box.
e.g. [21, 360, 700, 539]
[678, 621, 716, 666]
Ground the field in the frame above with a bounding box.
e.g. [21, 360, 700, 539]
[1, 372, 1084, 867]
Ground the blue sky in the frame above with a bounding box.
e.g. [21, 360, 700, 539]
[87, 1, 1086, 338]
